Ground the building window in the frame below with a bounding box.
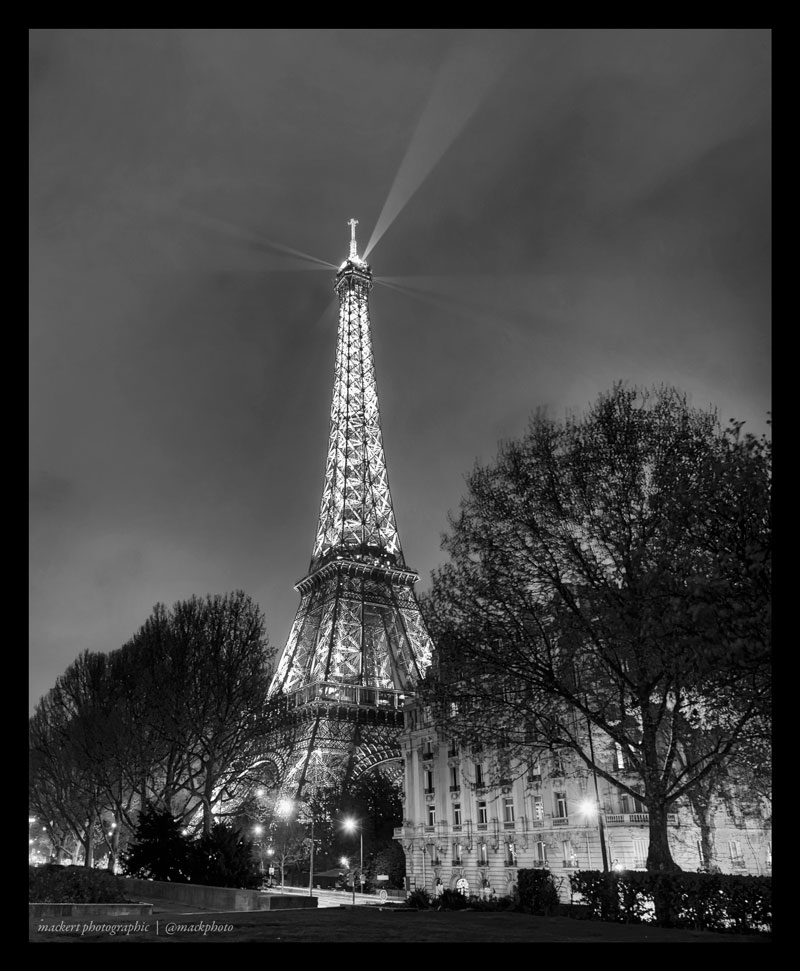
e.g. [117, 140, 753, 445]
[427, 805, 436, 827]
[554, 791, 568, 819]
[532, 797, 544, 822]
[422, 739, 433, 758]
[766, 844, 772, 868]
[696, 839, 705, 869]
[453, 842, 463, 865]
[453, 803, 462, 828]
[615, 742, 631, 770]
[479, 843, 488, 865]
[535, 840, 547, 865]
[448, 738, 459, 756]
[621, 792, 645, 815]
[424, 768, 434, 793]
[477, 800, 488, 827]
[563, 839, 577, 867]
[530, 760, 542, 783]
[506, 841, 517, 866]
[728, 840, 744, 866]
[633, 837, 648, 868]
[552, 751, 565, 776]
[503, 797, 515, 824]
[475, 763, 484, 788]
[450, 765, 460, 790]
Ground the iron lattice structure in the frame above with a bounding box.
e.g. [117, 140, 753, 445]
[268, 221, 433, 799]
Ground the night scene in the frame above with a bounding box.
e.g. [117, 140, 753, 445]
[29, 29, 770, 943]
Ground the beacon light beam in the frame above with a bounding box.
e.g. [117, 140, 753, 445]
[363, 31, 522, 260]
[181, 206, 338, 270]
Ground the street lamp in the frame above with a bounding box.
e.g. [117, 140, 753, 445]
[343, 817, 363, 904]
[584, 718, 609, 872]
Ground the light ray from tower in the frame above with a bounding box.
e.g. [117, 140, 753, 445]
[181, 207, 338, 271]
[363, 31, 523, 260]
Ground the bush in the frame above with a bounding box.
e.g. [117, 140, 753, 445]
[569, 869, 771, 935]
[437, 887, 468, 910]
[186, 823, 260, 889]
[407, 888, 431, 909]
[517, 868, 561, 915]
[466, 894, 518, 912]
[122, 805, 191, 882]
[29, 865, 133, 904]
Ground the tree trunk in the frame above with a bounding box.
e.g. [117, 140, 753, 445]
[83, 827, 94, 868]
[645, 801, 680, 872]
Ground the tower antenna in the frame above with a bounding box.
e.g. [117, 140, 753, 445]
[348, 218, 359, 260]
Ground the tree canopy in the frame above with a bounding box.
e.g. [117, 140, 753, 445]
[30, 591, 285, 866]
[422, 385, 771, 871]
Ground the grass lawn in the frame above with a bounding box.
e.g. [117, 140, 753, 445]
[30, 906, 771, 943]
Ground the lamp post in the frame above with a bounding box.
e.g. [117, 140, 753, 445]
[343, 817, 363, 903]
[308, 813, 315, 898]
[586, 715, 609, 872]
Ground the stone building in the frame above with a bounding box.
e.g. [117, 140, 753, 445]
[394, 697, 771, 900]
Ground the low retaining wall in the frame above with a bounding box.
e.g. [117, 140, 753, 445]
[122, 877, 318, 911]
[29, 902, 153, 919]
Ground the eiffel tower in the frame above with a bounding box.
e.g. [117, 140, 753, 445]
[268, 220, 434, 800]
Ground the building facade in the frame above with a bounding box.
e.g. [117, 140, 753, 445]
[395, 698, 771, 900]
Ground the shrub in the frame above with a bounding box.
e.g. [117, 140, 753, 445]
[186, 823, 260, 889]
[569, 869, 771, 935]
[407, 888, 432, 909]
[517, 868, 561, 915]
[122, 805, 191, 882]
[29, 865, 133, 904]
[437, 887, 468, 910]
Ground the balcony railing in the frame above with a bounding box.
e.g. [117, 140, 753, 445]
[449, 785, 461, 792]
[553, 816, 569, 827]
[281, 680, 406, 711]
[604, 812, 678, 826]
[503, 820, 515, 830]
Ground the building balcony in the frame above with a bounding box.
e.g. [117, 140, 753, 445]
[424, 787, 435, 795]
[449, 785, 461, 792]
[422, 752, 433, 761]
[552, 816, 569, 827]
[604, 812, 679, 826]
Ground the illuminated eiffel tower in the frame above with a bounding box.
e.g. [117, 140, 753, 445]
[268, 220, 433, 799]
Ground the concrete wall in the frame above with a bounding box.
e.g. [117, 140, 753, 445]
[121, 877, 318, 911]
[29, 902, 153, 918]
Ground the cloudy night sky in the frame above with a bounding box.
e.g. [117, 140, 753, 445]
[29, 29, 771, 711]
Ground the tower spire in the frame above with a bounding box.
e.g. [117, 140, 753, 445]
[348, 217, 359, 261]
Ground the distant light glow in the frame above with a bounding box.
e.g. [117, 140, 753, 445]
[253, 824, 264, 836]
[340, 856, 349, 868]
[276, 798, 295, 818]
[579, 798, 597, 817]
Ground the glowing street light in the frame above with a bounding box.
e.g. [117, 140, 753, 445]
[343, 817, 363, 904]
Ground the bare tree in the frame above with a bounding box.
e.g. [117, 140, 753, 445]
[422, 385, 770, 871]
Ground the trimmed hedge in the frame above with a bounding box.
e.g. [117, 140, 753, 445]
[568, 869, 771, 935]
[517, 868, 561, 915]
[29, 864, 134, 904]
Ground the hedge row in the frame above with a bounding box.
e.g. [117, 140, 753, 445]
[568, 869, 771, 935]
[29, 864, 133, 904]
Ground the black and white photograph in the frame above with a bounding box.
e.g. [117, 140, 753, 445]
[29, 29, 771, 943]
